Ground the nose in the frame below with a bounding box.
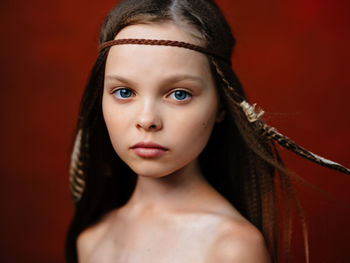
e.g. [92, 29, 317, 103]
[136, 101, 163, 132]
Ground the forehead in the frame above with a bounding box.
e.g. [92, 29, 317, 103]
[104, 23, 212, 80]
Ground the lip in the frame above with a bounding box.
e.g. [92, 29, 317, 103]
[130, 142, 168, 158]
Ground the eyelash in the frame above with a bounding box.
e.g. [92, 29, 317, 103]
[112, 88, 135, 99]
[111, 87, 192, 102]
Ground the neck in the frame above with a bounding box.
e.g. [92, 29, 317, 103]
[125, 159, 213, 212]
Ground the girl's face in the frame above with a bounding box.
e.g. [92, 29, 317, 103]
[102, 22, 220, 178]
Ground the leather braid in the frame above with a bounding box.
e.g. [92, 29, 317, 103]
[210, 59, 244, 103]
[99, 38, 231, 65]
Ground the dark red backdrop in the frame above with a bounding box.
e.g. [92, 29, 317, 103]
[0, 0, 349, 262]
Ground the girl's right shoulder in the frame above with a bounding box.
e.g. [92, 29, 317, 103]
[76, 208, 119, 262]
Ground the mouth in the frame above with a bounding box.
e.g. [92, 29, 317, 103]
[130, 142, 168, 158]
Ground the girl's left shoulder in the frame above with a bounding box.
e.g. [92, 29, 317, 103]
[206, 215, 271, 263]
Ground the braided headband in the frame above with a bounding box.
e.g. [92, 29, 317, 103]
[69, 38, 350, 203]
[99, 38, 231, 64]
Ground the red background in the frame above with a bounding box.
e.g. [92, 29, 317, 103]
[0, 0, 349, 262]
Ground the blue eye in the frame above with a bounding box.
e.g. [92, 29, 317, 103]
[169, 90, 192, 101]
[113, 88, 134, 99]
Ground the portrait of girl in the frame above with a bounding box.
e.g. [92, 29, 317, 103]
[1, 0, 349, 262]
[64, 0, 350, 262]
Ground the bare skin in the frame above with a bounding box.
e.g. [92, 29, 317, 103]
[77, 164, 270, 262]
[77, 22, 271, 262]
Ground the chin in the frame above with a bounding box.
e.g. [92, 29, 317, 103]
[127, 161, 185, 178]
[133, 169, 173, 178]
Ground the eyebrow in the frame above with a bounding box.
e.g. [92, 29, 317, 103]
[104, 74, 205, 87]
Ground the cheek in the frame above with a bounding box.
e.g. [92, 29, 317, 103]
[168, 98, 218, 157]
[102, 96, 131, 155]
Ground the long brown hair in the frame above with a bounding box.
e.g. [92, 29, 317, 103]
[66, 0, 350, 262]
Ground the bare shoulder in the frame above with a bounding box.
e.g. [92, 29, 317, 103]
[206, 217, 271, 263]
[76, 210, 116, 262]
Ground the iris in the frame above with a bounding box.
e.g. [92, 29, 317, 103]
[115, 88, 133, 98]
[173, 90, 190, 100]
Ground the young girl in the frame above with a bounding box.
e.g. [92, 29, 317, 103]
[66, 0, 350, 262]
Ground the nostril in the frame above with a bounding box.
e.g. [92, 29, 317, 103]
[135, 108, 163, 131]
[136, 118, 162, 131]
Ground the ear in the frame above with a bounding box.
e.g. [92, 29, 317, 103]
[216, 110, 226, 123]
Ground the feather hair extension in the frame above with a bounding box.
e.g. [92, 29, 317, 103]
[240, 100, 350, 175]
[211, 58, 350, 175]
[69, 129, 86, 202]
[258, 121, 350, 175]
